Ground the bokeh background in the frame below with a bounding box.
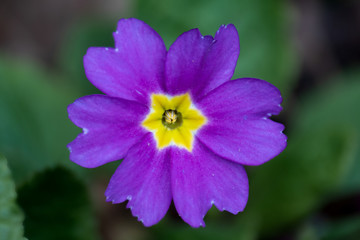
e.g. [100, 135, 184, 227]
[1, 0, 360, 239]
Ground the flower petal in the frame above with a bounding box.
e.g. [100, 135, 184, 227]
[170, 141, 249, 227]
[105, 133, 171, 226]
[172, 127, 193, 151]
[67, 95, 148, 168]
[155, 127, 172, 148]
[197, 78, 287, 166]
[84, 18, 166, 105]
[165, 24, 239, 101]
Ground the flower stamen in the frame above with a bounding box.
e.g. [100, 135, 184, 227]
[164, 110, 177, 124]
[162, 109, 183, 129]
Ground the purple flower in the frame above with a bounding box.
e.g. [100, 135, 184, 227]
[67, 18, 287, 227]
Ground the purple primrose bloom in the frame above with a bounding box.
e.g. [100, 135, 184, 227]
[67, 18, 287, 227]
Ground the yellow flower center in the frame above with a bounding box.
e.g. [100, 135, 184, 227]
[142, 93, 207, 151]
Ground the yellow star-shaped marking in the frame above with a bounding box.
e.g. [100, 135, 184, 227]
[142, 93, 207, 151]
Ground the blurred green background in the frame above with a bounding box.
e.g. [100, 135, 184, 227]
[1, 0, 360, 239]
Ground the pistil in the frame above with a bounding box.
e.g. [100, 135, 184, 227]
[162, 109, 183, 129]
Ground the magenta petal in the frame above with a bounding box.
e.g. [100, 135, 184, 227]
[84, 18, 166, 105]
[171, 141, 249, 227]
[67, 95, 148, 168]
[165, 24, 239, 101]
[105, 133, 171, 226]
[197, 78, 287, 166]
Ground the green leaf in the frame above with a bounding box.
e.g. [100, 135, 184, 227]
[151, 210, 257, 240]
[291, 69, 360, 192]
[17, 167, 99, 240]
[250, 126, 356, 234]
[295, 216, 360, 240]
[321, 216, 360, 240]
[292, 70, 360, 135]
[0, 154, 25, 240]
[247, 69, 360, 235]
[134, 0, 298, 94]
[0, 56, 83, 184]
[57, 19, 115, 94]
